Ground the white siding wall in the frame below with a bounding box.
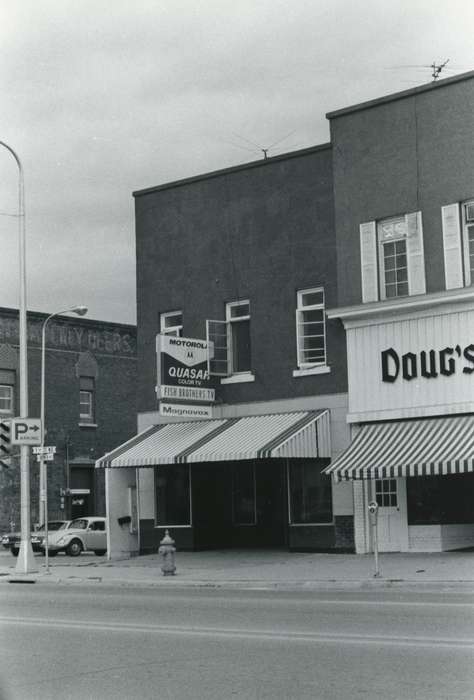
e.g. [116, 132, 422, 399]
[346, 305, 474, 421]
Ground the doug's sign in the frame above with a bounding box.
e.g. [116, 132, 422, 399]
[156, 335, 215, 402]
[381, 343, 474, 383]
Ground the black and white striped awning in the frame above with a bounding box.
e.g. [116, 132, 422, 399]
[96, 410, 330, 468]
[323, 415, 474, 482]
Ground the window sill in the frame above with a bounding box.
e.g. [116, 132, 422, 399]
[78, 422, 98, 429]
[221, 372, 255, 385]
[293, 365, 331, 377]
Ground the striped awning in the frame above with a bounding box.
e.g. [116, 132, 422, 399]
[323, 414, 474, 482]
[96, 410, 330, 468]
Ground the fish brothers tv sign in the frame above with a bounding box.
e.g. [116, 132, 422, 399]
[156, 335, 215, 402]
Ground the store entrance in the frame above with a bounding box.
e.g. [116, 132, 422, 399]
[192, 460, 287, 550]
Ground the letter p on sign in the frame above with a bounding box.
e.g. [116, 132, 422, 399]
[11, 418, 42, 445]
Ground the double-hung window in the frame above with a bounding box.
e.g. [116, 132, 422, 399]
[295, 288, 326, 370]
[378, 217, 409, 299]
[462, 201, 474, 286]
[441, 200, 474, 289]
[79, 376, 95, 424]
[0, 384, 14, 415]
[160, 310, 183, 337]
[360, 212, 425, 303]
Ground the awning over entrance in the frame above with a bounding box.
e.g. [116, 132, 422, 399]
[323, 414, 474, 481]
[96, 410, 330, 468]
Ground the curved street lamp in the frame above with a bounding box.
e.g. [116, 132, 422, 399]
[0, 140, 36, 574]
[40, 306, 88, 573]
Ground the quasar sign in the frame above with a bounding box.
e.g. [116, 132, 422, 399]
[157, 335, 215, 402]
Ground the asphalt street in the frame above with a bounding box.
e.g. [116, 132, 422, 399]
[0, 583, 473, 700]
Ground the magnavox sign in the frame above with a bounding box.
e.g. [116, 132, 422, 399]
[156, 335, 215, 402]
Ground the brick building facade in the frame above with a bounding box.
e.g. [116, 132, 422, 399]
[100, 70, 474, 559]
[0, 308, 136, 533]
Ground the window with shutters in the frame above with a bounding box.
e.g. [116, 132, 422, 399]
[360, 213, 425, 303]
[441, 200, 474, 289]
[462, 200, 474, 286]
[160, 310, 183, 337]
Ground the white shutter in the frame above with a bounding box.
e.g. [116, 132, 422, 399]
[441, 203, 464, 289]
[359, 222, 378, 303]
[206, 319, 229, 376]
[406, 211, 426, 296]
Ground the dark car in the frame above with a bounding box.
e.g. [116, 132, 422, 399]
[6, 520, 69, 556]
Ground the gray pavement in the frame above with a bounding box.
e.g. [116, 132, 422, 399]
[1, 547, 473, 590]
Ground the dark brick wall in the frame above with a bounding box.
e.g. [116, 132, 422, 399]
[0, 308, 137, 533]
[334, 515, 355, 552]
[329, 74, 474, 306]
[135, 146, 347, 414]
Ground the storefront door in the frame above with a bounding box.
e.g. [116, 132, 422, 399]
[372, 478, 408, 552]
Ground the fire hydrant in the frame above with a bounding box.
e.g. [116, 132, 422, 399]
[158, 529, 176, 576]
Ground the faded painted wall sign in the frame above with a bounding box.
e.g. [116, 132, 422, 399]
[0, 317, 135, 355]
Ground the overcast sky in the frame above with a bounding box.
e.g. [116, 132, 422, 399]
[0, 1, 472, 325]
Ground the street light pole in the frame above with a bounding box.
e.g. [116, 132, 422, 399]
[0, 140, 36, 574]
[40, 306, 87, 573]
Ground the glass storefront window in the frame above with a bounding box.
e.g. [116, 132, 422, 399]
[155, 464, 191, 526]
[289, 458, 332, 524]
[232, 462, 256, 525]
[407, 475, 474, 525]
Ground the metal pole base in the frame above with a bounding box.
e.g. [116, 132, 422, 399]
[15, 540, 37, 575]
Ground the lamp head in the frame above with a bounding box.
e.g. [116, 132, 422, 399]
[72, 306, 88, 317]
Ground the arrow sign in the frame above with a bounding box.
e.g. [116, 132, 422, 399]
[11, 418, 42, 445]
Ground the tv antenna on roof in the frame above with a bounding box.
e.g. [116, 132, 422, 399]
[430, 59, 449, 80]
[229, 130, 298, 160]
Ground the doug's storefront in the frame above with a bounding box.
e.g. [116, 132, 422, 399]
[325, 288, 474, 553]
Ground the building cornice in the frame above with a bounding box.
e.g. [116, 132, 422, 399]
[327, 287, 474, 323]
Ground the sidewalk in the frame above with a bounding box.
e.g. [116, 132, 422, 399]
[1, 548, 474, 591]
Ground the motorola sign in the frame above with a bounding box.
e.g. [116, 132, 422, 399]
[11, 418, 42, 445]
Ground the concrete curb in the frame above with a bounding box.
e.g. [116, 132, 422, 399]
[4, 572, 474, 593]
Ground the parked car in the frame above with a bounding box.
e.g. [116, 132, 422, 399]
[44, 516, 107, 557]
[7, 521, 69, 556]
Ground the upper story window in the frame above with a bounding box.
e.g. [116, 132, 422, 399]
[160, 311, 183, 337]
[296, 288, 326, 368]
[462, 201, 474, 285]
[226, 300, 251, 374]
[441, 200, 474, 290]
[0, 384, 13, 415]
[378, 217, 409, 299]
[360, 211, 425, 303]
[206, 300, 254, 383]
[79, 376, 95, 424]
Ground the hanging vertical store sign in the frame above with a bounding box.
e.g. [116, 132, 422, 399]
[156, 335, 215, 402]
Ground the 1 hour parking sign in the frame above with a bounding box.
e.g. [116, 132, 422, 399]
[11, 418, 42, 445]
